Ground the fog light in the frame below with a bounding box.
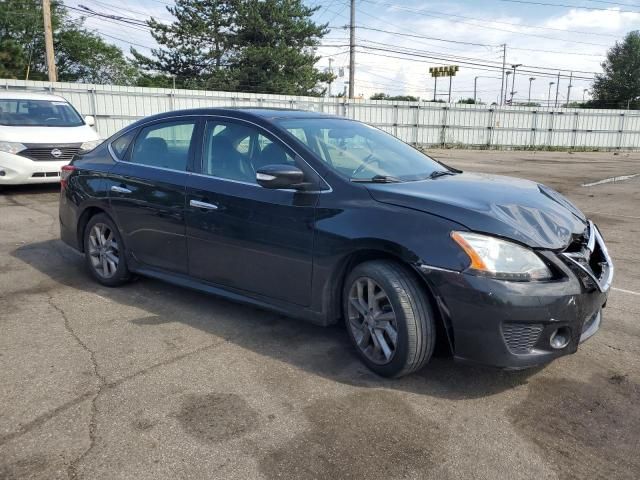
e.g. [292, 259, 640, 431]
[0, 170, 5, 176]
[550, 327, 571, 349]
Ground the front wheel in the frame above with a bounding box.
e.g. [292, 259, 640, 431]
[343, 260, 436, 378]
[83, 213, 130, 287]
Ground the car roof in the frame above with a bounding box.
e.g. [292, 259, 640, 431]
[131, 107, 343, 125]
[0, 91, 69, 102]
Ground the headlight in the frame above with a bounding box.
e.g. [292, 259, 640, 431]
[451, 231, 552, 281]
[79, 139, 103, 152]
[0, 141, 27, 155]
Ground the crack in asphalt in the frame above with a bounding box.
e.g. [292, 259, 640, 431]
[0, 293, 226, 479]
[47, 295, 105, 480]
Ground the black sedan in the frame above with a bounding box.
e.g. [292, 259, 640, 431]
[59, 108, 613, 377]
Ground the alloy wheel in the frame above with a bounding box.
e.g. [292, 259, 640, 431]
[88, 223, 119, 278]
[347, 277, 399, 365]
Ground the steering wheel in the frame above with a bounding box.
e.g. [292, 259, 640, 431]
[351, 153, 378, 178]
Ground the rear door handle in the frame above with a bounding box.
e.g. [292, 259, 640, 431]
[190, 199, 218, 210]
[111, 185, 132, 194]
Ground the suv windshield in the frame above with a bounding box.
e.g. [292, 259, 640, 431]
[277, 118, 447, 182]
[0, 99, 84, 127]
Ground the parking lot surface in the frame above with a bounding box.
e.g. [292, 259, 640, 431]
[1, 150, 639, 480]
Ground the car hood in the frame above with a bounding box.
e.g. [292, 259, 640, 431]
[366, 172, 588, 250]
[0, 125, 100, 143]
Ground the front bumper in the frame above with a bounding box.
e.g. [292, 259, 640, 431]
[419, 224, 612, 369]
[0, 151, 68, 185]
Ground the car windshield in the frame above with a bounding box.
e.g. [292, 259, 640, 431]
[277, 117, 448, 182]
[0, 99, 84, 127]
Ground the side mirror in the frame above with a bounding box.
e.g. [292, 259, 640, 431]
[256, 164, 305, 190]
[84, 115, 95, 127]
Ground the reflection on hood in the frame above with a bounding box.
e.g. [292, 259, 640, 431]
[365, 172, 588, 250]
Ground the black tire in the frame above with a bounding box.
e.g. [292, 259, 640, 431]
[83, 213, 130, 287]
[343, 260, 436, 378]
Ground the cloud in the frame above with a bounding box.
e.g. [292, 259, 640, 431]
[545, 8, 640, 32]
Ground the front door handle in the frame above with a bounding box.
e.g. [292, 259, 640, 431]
[190, 199, 218, 210]
[111, 185, 132, 194]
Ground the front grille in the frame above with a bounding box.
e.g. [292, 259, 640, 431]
[502, 323, 543, 354]
[31, 172, 60, 178]
[18, 143, 81, 162]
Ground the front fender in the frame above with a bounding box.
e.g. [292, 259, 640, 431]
[309, 192, 470, 322]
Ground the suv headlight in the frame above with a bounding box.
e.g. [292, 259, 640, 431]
[451, 231, 552, 281]
[0, 141, 27, 155]
[79, 139, 103, 152]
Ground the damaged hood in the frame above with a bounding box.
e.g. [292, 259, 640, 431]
[366, 172, 587, 250]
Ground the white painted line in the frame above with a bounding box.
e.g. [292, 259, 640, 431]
[612, 287, 640, 296]
[582, 173, 639, 187]
[585, 211, 640, 220]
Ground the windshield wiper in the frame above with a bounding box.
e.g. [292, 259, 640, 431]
[428, 170, 457, 179]
[351, 175, 402, 183]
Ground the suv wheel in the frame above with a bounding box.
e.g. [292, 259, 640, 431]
[83, 213, 130, 287]
[343, 260, 435, 378]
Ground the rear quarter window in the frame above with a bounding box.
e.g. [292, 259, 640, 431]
[110, 130, 137, 159]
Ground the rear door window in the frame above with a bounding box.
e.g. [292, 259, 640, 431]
[130, 120, 196, 171]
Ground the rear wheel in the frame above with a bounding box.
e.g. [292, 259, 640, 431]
[83, 213, 130, 287]
[343, 260, 435, 378]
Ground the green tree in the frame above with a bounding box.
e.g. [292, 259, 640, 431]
[0, 0, 138, 84]
[457, 97, 483, 104]
[136, 0, 333, 94]
[231, 0, 332, 95]
[370, 92, 419, 101]
[132, 0, 237, 90]
[592, 31, 640, 109]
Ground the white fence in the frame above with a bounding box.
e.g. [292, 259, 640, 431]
[3, 79, 640, 150]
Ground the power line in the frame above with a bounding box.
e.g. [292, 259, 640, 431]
[355, 45, 595, 80]
[497, 0, 640, 13]
[359, 0, 624, 38]
[340, 25, 607, 58]
[358, 0, 614, 47]
[356, 39, 599, 76]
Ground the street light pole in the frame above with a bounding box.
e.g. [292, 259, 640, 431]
[548, 81, 555, 107]
[474, 76, 478, 104]
[528, 77, 536, 103]
[499, 44, 506, 106]
[510, 64, 522, 104]
[348, 0, 355, 99]
[505, 71, 512, 105]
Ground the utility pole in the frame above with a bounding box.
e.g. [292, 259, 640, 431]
[566, 71, 573, 107]
[583, 88, 588, 102]
[348, 0, 355, 99]
[499, 44, 506, 106]
[554, 71, 560, 108]
[528, 77, 536, 103]
[548, 81, 555, 107]
[448, 75, 452, 103]
[42, 0, 57, 82]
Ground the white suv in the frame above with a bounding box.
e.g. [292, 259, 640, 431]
[0, 91, 101, 186]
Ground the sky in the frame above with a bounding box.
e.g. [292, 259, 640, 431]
[62, 0, 640, 105]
